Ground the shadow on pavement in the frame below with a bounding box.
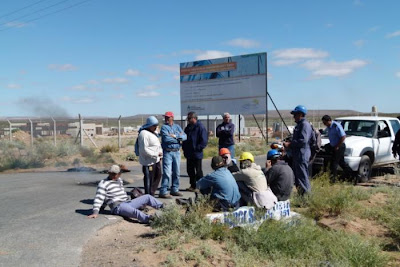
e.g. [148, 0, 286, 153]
[80, 199, 94, 205]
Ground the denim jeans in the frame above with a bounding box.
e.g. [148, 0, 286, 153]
[160, 151, 181, 195]
[113, 194, 163, 223]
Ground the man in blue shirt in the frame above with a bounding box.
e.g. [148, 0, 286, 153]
[283, 105, 312, 195]
[159, 111, 187, 198]
[322, 115, 353, 182]
[196, 156, 241, 211]
[216, 112, 236, 158]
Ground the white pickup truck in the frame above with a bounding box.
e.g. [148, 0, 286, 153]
[317, 116, 400, 182]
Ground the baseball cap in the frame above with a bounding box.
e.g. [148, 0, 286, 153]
[211, 156, 224, 170]
[108, 165, 121, 174]
[165, 111, 174, 117]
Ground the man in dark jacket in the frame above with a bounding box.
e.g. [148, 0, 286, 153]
[263, 150, 294, 201]
[182, 111, 208, 191]
[216, 112, 235, 158]
[283, 105, 312, 195]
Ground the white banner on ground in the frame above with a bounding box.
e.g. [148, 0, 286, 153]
[180, 53, 267, 116]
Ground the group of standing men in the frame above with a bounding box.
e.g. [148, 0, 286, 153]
[136, 111, 236, 199]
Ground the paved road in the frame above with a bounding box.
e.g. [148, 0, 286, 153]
[0, 156, 266, 267]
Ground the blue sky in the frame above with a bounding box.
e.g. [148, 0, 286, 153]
[1, 0, 399, 118]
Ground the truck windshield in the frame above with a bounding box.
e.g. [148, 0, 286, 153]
[337, 120, 377, 137]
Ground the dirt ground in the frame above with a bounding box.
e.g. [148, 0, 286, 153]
[80, 215, 234, 267]
[79, 173, 400, 267]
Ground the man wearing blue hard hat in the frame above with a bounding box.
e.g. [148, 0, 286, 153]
[283, 105, 313, 195]
[263, 149, 294, 201]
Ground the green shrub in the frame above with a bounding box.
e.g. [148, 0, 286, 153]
[100, 144, 119, 153]
[291, 174, 370, 219]
[80, 146, 95, 157]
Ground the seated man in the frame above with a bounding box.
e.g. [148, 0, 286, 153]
[234, 152, 268, 205]
[196, 156, 241, 211]
[263, 150, 294, 201]
[219, 147, 239, 173]
[87, 165, 164, 224]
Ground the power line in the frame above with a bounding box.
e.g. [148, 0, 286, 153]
[0, 0, 49, 20]
[1, 0, 72, 27]
[0, 0, 93, 32]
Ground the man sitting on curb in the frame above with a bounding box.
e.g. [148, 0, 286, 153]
[233, 152, 269, 205]
[219, 148, 239, 173]
[263, 150, 294, 201]
[87, 165, 164, 224]
[196, 156, 241, 211]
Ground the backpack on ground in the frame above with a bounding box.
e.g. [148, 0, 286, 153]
[309, 124, 322, 162]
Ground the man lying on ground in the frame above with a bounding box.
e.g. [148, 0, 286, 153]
[87, 165, 164, 224]
[196, 156, 241, 211]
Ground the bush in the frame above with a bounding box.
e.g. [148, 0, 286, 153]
[100, 144, 119, 153]
[291, 173, 371, 219]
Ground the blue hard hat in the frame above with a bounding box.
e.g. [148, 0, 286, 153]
[142, 116, 159, 129]
[290, 105, 307, 115]
[267, 149, 281, 160]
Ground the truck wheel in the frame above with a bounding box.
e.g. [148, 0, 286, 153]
[358, 155, 371, 182]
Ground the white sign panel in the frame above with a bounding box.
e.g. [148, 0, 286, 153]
[206, 200, 291, 228]
[180, 53, 267, 116]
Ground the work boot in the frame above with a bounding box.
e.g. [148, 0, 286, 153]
[171, 191, 183, 197]
[159, 194, 172, 199]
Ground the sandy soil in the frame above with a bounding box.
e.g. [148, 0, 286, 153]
[80, 217, 234, 267]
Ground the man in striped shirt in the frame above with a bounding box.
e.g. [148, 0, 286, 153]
[87, 165, 164, 223]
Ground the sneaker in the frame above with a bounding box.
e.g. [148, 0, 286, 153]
[186, 187, 196, 192]
[159, 194, 172, 199]
[170, 191, 183, 197]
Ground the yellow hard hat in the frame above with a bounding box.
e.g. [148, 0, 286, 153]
[239, 152, 254, 163]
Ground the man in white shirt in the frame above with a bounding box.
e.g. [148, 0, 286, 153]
[138, 116, 163, 196]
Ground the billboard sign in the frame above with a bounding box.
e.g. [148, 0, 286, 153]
[180, 53, 267, 116]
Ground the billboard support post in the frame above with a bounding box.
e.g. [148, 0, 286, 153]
[238, 114, 241, 143]
[265, 53, 268, 145]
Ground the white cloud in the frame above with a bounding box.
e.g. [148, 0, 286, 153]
[125, 69, 141, 76]
[267, 72, 272, 79]
[70, 84, 102, 92]
[136, 91, 160, 97]
[369, 26, 380, 32]
[169, 91, 179, 96]
[195, 50, 233, 60]
[396, 72, 400, 78]
[386, 30, 400, 38]
[273, 48, 329, 60]
[353, 39, 365, 48]
[301, 59, 367, 77]
[272, 59, 301, 66]
[225, 38, 260, 48]
[173, 75, 180, 81]
[353, 0, 363, 6]
[113, 94, 124, 99]
[5, 21, 28, 28]
[153, 64, 179, 73]
[61, 96, 96, 104]
[325, 23, 334, 28]
[7, 83, 21, 89]
[87, 80, 99, 85]
[48, 64, 78, 71]
[102, 77, 130, 84]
